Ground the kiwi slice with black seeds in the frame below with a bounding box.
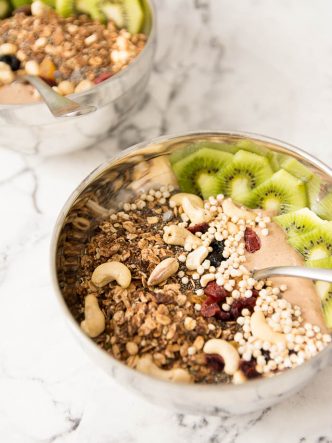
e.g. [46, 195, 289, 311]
[217, 150, 273, 205]
[0, 0, 10, 17]
[170, 141, 236, 165]
[289, 223, 332, 261]
[274, 207, 324, 237]
[172, 148, 233, 198]
[76, 0, 105, 21]
[247, 169, 307, 214]
[306, 257, 332, 329]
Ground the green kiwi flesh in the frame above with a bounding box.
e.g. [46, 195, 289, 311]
[123, 0, 143, 33]
[101, 2, 124, 27]
[306, 257, 332, 329]
[312, 192, 332, 221]
[0, 0, 10, 17]
[247, 169, 307, 214]
[278, 155, 313, 182]
[76, 0, 105, 21]
[170, 141, 236, 165]
[289, 223, 332, 261]
[172, 148, 233, 198]
[274, 208, 324, 237]
[56, 0, 74, 17]
[218, 150, 273, 205]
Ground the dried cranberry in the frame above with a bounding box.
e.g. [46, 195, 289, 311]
[218, 310, 232, 321]
[244, 227, 261, 253]
[94, 72, 113, 84]
[187, 223, 209, 234]
[204, 282, 228, 303]
[201, 299, 221, 318]
[230, 296, 257, 320]
[206, 353, 225, 372]
[240, 359, 260, 379]
[252, 288, 259, 298]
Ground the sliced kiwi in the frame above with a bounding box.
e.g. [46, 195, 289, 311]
[172, 148, 233, 198]
[217, 150, 273, 205]
[101, 2, 124, 27]
[289, 223, 332, 261]
[277, 155, 313, 182]
[247, 169, 307, 214]
[55, 0, 74, 16]
[170, 141, 236, 165]
[306, 257, 332, 329]
[274, 208, 324, 237]
[122, 0, 143, 33]
[0, 0, 10, 17]
[76, 0, 106, 21]
[312, 192, 332, 221]
[236, 139, 280, 171]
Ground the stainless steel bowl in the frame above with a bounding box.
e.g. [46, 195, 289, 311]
[51, 131, 332, 416]
[0, 0, 156, 156]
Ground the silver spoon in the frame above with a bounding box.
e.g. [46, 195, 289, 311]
[16, 75, 96, 118]
[252, 266, 332, 283]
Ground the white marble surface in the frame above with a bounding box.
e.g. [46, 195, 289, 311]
[1, 0, 332, 441]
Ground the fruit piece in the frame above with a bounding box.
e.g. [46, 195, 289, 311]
[247, 169, 307, 214]
[200, 299, 222, 318]
[0, 54, 20, 71]
[236, 139, 280, 171]
[122, 0, 143, 33]
[0, 0, 10, 17]
[244, 227, 261, 253]
[239, 359, 260, 379]
[274, 207, 324, 237]
[278, 155, 313, 182]
[76, 0, 105, 21]
[11, 0, 31, 8]
[205, 354, 225, 372]
[204, 282, 228, 303]
[312, 192, 332, 221]
[187, 223, 209, 234]
[306, 257, 332, 329]
[101, 2, 124, 27]
[218, 150, 273, 205]
[55, 0, 73, 16]
[289, 223, 332, 261]
[207, 240, 226, 267]
[307, 175, 322, 208]
[172, 148, 233, 198]
[39, 57, 56, 81]
[230, 297, 257, 320]
[170, 141, 236, 165]
[94, 72, 113, 84]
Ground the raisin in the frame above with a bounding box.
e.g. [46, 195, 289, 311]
[240, 359, 260, 379]
[206, 353, 225, 372]
[218, 310, 232, 321]
[244, 227, 261, 253]
[154, 292, 173, 305]
[201, 299, 221, 318]
[94, 72, 113, 84]
[204, 282, 228, 303]
[0, 55, 20, 71]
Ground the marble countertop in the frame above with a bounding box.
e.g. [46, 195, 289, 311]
[1, 0, 332, 441]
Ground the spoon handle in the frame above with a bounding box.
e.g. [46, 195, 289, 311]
[252, 266, 332, 283]
[17, 75, 96, 118]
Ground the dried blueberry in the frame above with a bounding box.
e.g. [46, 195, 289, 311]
[0, 55, 20, 71]
[240, 359, 260, 379]
[207, 240, 226, 267]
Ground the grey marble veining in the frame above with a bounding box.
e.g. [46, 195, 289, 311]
[1, 0, 332, 442]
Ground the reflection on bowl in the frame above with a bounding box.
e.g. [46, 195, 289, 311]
[51, 132, 332, 416]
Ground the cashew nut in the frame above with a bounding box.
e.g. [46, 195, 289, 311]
[200, 273, 216, 287]
[91, 261, 131, 288]
[222, 198, 256, 221]
[232, 370, 247, 384]
[169, 193, 204, 208]
[136, 354, 193, 383]
[203, 339, 240, 375]
[182, 197, 212, 225]
[80, 294, 105, 338]
[148, 257, 179, 286]
[250, 311, 287, 345]
[163, 225, 202, 250]
[186, 245, 209, 270]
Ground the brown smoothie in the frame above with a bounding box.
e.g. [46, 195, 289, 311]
[245, 222, 328, 332]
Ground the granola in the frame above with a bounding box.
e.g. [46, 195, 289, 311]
[65, 186, 332, 385]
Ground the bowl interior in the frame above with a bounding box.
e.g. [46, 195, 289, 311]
[55, 131, 332, 322]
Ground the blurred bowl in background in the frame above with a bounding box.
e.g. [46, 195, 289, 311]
[0, 0, 156, 156]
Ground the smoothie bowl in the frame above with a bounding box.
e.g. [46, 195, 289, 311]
[51, 132, 332, 415]
[0, 0, 155, 155]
